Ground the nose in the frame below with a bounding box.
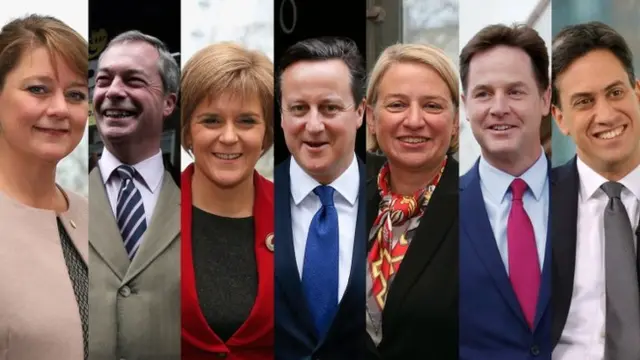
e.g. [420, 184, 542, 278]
[594, 98, 618, 125]
[489, 92, 509, 118]
[304, 108, 325, 134]
[105, 77, 126, 100]
[219, 122, 239, 144]
[46, 90, 70, 118]
[403, 102, 424, 129]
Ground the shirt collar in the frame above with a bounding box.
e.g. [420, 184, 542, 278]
[98, 148, 165, 193]
[478, 147, 548, 203]
[577, 156, 640, 201]
[289, 154, 360, 206]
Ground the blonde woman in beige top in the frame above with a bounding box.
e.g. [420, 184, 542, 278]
[0, 14, 88, 360]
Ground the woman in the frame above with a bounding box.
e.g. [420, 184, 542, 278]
[0, 14, 88, 360]
[180, 42, 274, 360]
[364, 43, 459, 359]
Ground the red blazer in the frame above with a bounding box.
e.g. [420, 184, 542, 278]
[181, 163, 274, 359]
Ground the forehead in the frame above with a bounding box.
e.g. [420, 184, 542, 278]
[98, 41, 160, 76]
[281, 59, 352, 101]
[379, 62, 449, 97]
[8, 46, 85, 85]
[467, 45, 538, 88]
[556, 49, 631, 95]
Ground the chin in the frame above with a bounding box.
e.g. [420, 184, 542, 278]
[210, 172, 251, 189]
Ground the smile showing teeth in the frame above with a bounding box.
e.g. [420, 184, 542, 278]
[399, 136, 427, 144]
[104, 109, 136, 118]
[214, 153, 241, 160]
[595, 125, 625, 140]
[490, 125, 514, 131]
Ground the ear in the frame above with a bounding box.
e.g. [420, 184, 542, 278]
[551, 105, 570, 136]
[365, 103, 375, 136]
[541, 85, 551, 116]
[461, 93, 469, 122]
[634, 79, 640, 102]
[163, 93, 177, 118]
[355, 99, 365, 129]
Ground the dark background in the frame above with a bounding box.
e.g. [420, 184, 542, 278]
[88, 0, 181, 184]
[273, 0, 368, 166]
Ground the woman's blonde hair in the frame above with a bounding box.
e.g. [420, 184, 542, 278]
[180, 42, 274, 154]
[365, 43, 460, 154]
[0, 14, 87, 90]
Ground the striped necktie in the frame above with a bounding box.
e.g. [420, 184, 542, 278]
[116, 165, 147, 259]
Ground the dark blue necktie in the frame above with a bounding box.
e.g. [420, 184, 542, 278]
[301, 185, 339, 337]
[116, 165, 147, 259]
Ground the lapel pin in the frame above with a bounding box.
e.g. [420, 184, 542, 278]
[265, 233, 274, 252]
[69, 220, 77, 229]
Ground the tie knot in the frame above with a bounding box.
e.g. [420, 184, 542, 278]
[116, 165, 136, 181]
[510, 178, 528, 201]
[601, 181, 623, 199]
[314, 185, 335, 207]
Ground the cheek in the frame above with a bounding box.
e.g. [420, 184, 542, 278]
[191, 128, 218, 150]
[282, 118, 304, 137]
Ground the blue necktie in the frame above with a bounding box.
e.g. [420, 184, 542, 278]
[116, 165, 147, 259]
[301, 185, 339, 337]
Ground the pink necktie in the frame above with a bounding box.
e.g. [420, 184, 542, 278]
[507, 178, 541, 330]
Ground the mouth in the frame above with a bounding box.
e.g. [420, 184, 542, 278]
[303, 141, 329, 149]
[213, 153, 242, 160]
[593, 125, 626, 140]
[33, 126, 69, 135]
[488, 124, 517, 132]
[102, 109, 139, 119]
[398, 136, 429, 144]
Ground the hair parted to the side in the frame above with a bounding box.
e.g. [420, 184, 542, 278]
[180, 42, 274, 155]
[0, 14, 87, 90]
[366, 43, 460, 154]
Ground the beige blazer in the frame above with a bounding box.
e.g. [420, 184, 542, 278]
[0, 187, 87, 360]
[88, 167, 180, 359]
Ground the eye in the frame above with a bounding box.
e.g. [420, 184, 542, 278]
[574, 98, 593, 107]
[386, 102, 406, 111]
[424, 102, 443, 110]
[610, 88, 625, 98]
[67, 91, 87, 102]
[238, 117, 258, 125]
[201, 117, 221, 125]
[27, 85, 48, 95]
[473, 91, 488, 99]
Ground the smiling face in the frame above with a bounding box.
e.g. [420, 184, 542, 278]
[553, 49, 640, 178]
[280, 59, 363, 184]
[367, 62, 455, 171]
[0, 47, 88, 163]
[463, 45, 550, 166]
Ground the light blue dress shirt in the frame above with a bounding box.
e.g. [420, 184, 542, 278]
[478, 150, 549, 273]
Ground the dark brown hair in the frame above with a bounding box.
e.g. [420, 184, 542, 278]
[460, 23, 549, 93]
[551, 21, 635, 107]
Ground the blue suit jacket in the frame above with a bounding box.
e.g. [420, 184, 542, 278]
[459, 159, 552, 360]
[274, 156, 367, 360]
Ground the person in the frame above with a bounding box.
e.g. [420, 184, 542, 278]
[274, 37, 366, 359]
[88, 30, 180, 358]
[0, 14, 88, 359]
[458, 24, 552, 359]
[550, 22, 640, 360]
[364, 43, 459, 359]
[180, 42, 275, 359]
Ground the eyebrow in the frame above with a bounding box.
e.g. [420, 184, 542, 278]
[384, 93, 448, 102]
[569, 80, 626, 102]
[23, 75, 88, 88]
[97, 67, 147, 78]
[471, 81, 528, 92]
[197, 111, 262, 119]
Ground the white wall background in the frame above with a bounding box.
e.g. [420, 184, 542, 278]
[458, 0, 551, 174]
[181, 0, 274, 180]
[0, 0, 89, 196]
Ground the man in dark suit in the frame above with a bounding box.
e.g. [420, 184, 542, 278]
[88, 31, 181, 359]
[274, 37, 367, 359]
[550, 22, 640, 360]
[459, 24, 553, 359]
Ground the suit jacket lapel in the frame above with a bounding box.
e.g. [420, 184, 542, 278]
[274, 158, 316, 340]
[382, 157, 459, 327]
[534, 159, 553, 331]
[58, 190, 89, 266]
[89, 168, 130, 279]
[460, 161, 526, 326]
[123, 172, 180, 283]
[551, 157, 579, 345]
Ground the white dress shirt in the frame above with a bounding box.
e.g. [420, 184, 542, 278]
[290, 154, 359, 302]
[553, 158, 640, 360]
[98, 148, 165, 228]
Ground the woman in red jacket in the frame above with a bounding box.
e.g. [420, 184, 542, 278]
[180, 42, 274, 360]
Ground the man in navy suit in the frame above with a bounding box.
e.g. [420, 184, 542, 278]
[459, 24, 553, 359]
[274, 37, 367, 359]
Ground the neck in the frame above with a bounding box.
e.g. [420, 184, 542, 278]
[389, 156, 446, 195]
[578, 147, 640, 182]
[311, 152, 355, 185]
[103, 137, 160, 165]
[191, 165, 254, 218]
[483, 145, 542, 177]
[0, 140, 65, 211]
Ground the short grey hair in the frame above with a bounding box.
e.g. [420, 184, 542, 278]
[99, 30, 179, 95]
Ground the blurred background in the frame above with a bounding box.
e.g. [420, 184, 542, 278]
[458, 0, 551, 174]
[181, 0, 274, 180]
[1, 0, 89, 196]
[551, 0, 640, 167]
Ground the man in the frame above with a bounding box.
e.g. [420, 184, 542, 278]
[550, 22, 640, 360]
[274, 37, 367, 359]
[88, 30, 180, 359]
[459, 24, 553, 359]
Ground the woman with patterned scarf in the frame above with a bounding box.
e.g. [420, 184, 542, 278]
[364, 43, 460, 360]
